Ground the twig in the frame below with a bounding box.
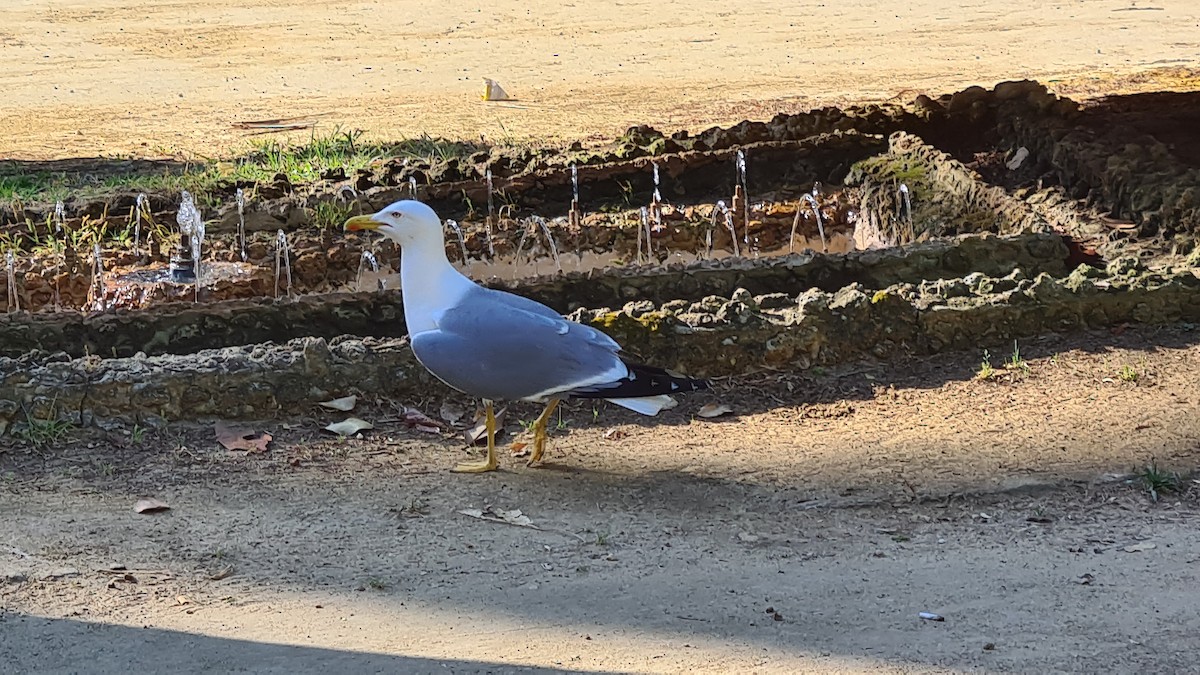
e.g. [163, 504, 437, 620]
[458, 509, 586, 542]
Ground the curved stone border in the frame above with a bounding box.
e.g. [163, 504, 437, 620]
[0, 233, 1069, 359]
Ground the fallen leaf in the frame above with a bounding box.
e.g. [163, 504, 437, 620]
[455, 506, 573, 539]
[696, 403, 733, 419]
[414, 424, 441, 434]
[134, 498, 170, 514]
[602, 428, 626, 440]
[214, 421, 272, 453]
[1124, 542, 1156, 553]
[403, 407, 442, 430]
[439, 401, 465, 425]
[318, 395, 357, 412]
[324, 418, 373, 436]
[497, 509, 532, 526]
[510, 442, 529, 458]
[466, 407, 506, 445]
[209, 566, 234, 581]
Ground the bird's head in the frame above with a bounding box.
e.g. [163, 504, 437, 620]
[343, 200, 441, 246]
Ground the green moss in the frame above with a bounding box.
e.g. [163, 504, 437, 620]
[588, 310, 669, 338]
[850, 154, 929, 188]
[646, 137, 668, 156]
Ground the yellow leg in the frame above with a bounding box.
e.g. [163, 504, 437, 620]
[453, 400, 499, 473]
[527, 399, 560, 466]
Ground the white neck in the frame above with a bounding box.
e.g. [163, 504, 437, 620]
[398, 231, 476, 334]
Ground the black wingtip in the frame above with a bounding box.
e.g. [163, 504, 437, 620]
[567, 359, 708, 399]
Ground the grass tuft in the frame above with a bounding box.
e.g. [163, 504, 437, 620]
[976, 349, 996, 381]
[1006, 341, 1030, 377]
[0, 127, 485, 205]
[1137, 461, 1180, 502]
[13, 411, 74, 447]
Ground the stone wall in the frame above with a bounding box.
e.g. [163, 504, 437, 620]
[0, 233, 1069, 359]
[2, 265, 1195, 431]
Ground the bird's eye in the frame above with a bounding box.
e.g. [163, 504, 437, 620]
[389, 212, 402, 219]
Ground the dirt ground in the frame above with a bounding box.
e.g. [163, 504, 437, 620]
[1, 0, 1199, 160]
[4, 2, 1200, 673]
[3, 327, 1200, 673]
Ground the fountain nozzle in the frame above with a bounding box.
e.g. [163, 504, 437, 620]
[169, 232, 196, 283]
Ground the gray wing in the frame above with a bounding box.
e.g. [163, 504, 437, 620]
[409, 286, 626, 402]
[485, 287, 621, 351]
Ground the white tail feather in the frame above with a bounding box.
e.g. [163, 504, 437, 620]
[605, 395, 678, 416]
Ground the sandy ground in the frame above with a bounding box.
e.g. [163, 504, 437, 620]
[4, 2, 1200, 672]
[3, 327, 1200, 673]
[1, 0, 1199, 159]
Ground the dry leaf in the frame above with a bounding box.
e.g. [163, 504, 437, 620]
[458, 506, 532, 527]
[496, 509, 532, 526]
[209, 566, 234, 581]
[414, 424, 441, 434]
[318, 395, 357, 412]
[403, 407, 442, 430]
[696, 403, 733, 419]
[510, 442, 529, 458]
[1124, 542, 1156, 553]
[602, 428, 626, 440]
[439, 401, 465, 425]
[324, 418, 373, 436]
[214, 421, 272, 453]
[134, 498, 170, 514]
[457, 506, 586, 542]
[466, 407, 506, 445]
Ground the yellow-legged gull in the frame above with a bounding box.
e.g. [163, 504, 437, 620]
[344, 200, 707, 472]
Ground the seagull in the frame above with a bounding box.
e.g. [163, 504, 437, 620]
[344, 200, 708, 473]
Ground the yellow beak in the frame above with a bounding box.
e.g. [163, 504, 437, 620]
[344, 214, 380, 232]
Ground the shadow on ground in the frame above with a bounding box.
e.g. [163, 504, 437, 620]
[0, 613, 611, 675]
